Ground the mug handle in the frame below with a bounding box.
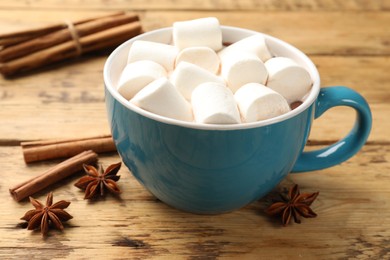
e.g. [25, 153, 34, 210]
[292, 86, 372, 172]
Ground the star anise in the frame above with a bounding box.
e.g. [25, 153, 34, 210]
[265, 184, 319, 226]
[21, 192, 73, 236]
[74, 162, 121, 199]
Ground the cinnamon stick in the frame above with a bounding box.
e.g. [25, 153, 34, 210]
[0, 20, 142, 76]
[0, 12, 126, 47]
[21, 135, 116, 163]
[80, 21, 142, 52]
[0, 24, 67, 47]
[10, 150, 98, 201]
[0, 13, 139, 62]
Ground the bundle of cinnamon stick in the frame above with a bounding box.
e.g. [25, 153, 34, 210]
[0, 12, 142, 77]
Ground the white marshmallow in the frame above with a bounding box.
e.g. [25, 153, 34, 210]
[117, 60, 167, 100]
[170, 62, 225, 100]
[175, 47, 220, 74]
[127, 40, 178, 71]
[191, 82, 241, 124]
[219, 34, 272, 62]
[265, 57, 312, 103]
[220, 51, 268, 93]
[235, 83, 290, 123]
[173, 17, 222, 51]
[130, 78, 193, 122]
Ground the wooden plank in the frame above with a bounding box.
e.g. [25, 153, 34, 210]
[0, 10, 389, 55]
[312, 56, 390, 104]
[141, 11, 390, 56]
[0, 55, 110, 142]
[0, 0, 387, 11]
[0, 144, 389, 259]
[0, 56, 387, 142]
[308, 55, 389, 144]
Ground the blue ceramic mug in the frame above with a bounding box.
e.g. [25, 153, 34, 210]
[103, 26, 372, 214]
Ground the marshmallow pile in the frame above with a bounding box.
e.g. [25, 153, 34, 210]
[117, 17, 312, 125]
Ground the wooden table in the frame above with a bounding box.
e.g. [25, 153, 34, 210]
[1, 1, 389, 259]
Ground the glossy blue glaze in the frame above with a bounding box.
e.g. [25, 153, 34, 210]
[293, 86, 372, 172]
[105, 87, 314, 214]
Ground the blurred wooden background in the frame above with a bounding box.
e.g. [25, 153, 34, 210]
[0, 1, 389, 259]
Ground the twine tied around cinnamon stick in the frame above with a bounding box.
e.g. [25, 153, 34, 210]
[64, 20, 83, 57]
[0, 12, 142, 77]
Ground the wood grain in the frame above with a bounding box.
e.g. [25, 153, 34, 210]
[0, 145, 389, 259]
[0, 0, 387, 11]
[143, 11, 390, 56]
[0, 11, 389, 55]
[0, 3, 389, 259]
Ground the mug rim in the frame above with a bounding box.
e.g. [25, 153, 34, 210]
[104, 26, 321, 130]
